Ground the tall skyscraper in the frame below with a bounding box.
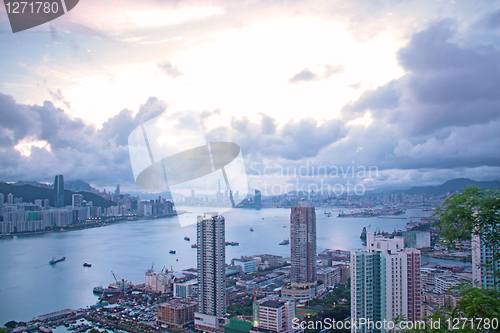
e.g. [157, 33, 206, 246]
[0, 193, 4, 205]
[194, 212, 227, 333]
[472, 234, 500, 290]
[351, 233, 422, 332]
[54, 175, 64, 207]
[282, 201, 317, 301]
[254, 190, 262, 209]
[7, 193, 13, 205]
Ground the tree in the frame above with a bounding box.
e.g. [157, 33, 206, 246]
[433, 186, 500, 285]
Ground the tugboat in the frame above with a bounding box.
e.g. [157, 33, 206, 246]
[83, 262, 92, 267]
[49, 256, 66, 265]
[184, 236, 190, 241]
[169, 250, 176, 254]
[279, 239, 290, 245]
[249, 228, 254, 232]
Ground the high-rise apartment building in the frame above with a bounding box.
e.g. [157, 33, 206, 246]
[54, 175, 64, 207]
[194, 212, 227, 333]
[351, 233, 421, 333]
[72, 194, 83, 208]
[472, 234, 500, 290]
[7, 193, 14, 205]
[282, 201, 317, 301]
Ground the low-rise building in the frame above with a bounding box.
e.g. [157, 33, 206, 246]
[157, 299, 198, 328]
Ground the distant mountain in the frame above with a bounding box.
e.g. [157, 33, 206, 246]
[406, 178, 500, 196]
[15, 180, 52, 189]
[65, 180, 93, 192]
[0, 183, 116, 208]
[13, 179, 95, 192]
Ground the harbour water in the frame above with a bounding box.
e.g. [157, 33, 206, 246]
[0, 206, 449, 325]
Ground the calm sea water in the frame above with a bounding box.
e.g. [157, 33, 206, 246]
[0, 206, 442, 325]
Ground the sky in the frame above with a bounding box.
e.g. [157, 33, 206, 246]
[0, 0, 499, 196]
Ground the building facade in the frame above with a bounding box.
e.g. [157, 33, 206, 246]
[290, 201, 316, 288]
[351, 233, 422, 333]
[252, 296, 300, 333]
[195, 212, 227, 333]
[157, 299, 197, 328]
[54, 175, 64, 208]
[472, 233, 500, 290]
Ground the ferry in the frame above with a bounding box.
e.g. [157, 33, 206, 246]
[225, 241, 239, 246]
[49, 256, 66, 265]
[83, 262, 92, 267]
[169, 250, 176, 254]
[279, 239, 290, 245]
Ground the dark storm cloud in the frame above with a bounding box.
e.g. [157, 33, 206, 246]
[157, 61, 183, 79]
[0, 94, 167, 187]
[204, 115, 346, 161]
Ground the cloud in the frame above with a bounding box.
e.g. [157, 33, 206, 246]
[288, 64, 344, 84]
[288, 68, 321, 84]
[48, 88, 71, 109]
[157, 61, 183, 79]
[323, 64, 345, 78]
[0, 93, 168, 188]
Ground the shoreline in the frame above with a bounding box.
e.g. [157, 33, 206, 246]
[0, 212, 183, 238]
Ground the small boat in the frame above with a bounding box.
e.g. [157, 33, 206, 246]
[169, 250, 176, 254]
[93, 286, 104, 294]
[184, 236, 190, 241]
[249, 228, 254, 232]
[279, 239, 290, 245]
[283, 226, 286, 228]
[49, 256, 66, 265]
[191, 244, 197, 248]
[83, 262, 92, 267]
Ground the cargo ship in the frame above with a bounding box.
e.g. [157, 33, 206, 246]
[49, 256, 66, 265]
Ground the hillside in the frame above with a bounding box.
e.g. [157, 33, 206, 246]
[405, 178, 500, 196]
[0, 183, 116, 208]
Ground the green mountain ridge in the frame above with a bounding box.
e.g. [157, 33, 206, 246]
[0, 183, 116, 208]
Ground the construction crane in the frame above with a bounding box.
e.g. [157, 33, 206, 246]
[161, 266, 166, 273]
[111, 271, 128, 294]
